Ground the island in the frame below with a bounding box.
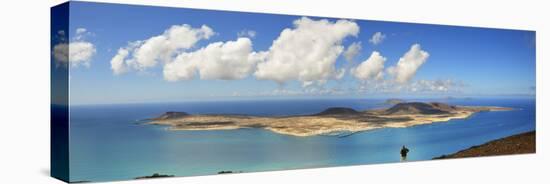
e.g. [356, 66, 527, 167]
[383, 98, 406, 105]
[134, 173, 174, 180]
[217, 170, 244, 174]
[147, 102, 513, 137]
[434, 131, 535, 159]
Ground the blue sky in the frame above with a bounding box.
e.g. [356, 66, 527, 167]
[55, 2, 536, 105]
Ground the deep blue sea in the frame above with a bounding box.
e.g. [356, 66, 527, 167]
[68, 98, 535, 182]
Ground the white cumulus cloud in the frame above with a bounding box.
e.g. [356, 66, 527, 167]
[110, 24, 214, 74]
[356, 79, 464, 94]
[76, 28, 87, 34]
[343, 42, 362, 62]
[52, 28, 96, 68]
[110, 48, 130, 75]
[408, 79, 464, 93]
[387, 44, 429, 83]
[254, 17, 359, 86]
[352, 51, 386, 81]
[369, 32, 386, 45]
[163, 37, 264, 81]
[237, 30, 256, 38]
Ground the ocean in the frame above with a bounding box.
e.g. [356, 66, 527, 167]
[68, 98, 535, 182]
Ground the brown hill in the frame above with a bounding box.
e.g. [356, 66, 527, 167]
[315, 107, 360, 116]
[152, 111, 189, 120]
[384, 102, 457, 115]
[434, 131, 535, 159]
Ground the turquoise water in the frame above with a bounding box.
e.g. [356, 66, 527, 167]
[69, 98, 535, 182]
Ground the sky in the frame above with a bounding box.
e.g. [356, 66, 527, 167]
[52, 1, 536, 105]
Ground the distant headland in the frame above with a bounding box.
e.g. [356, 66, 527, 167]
[147, 102, 513, 137]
